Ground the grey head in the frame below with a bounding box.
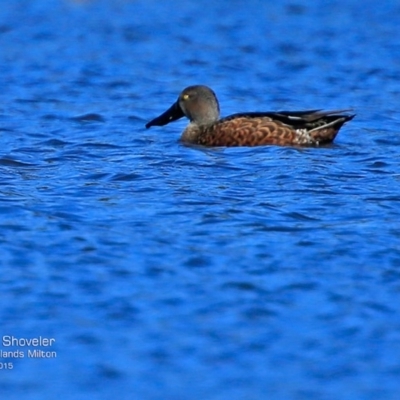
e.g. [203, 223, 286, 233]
[145, 85, 220, 129]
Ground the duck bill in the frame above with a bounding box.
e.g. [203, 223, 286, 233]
[145, 101, 184, 129]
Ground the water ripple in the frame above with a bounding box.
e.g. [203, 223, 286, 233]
[1, 1, 400, 400]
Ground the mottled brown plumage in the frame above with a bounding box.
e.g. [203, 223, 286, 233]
[145, 85, 355, 147]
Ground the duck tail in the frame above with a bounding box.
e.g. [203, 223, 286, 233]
[308, 114, 355, 144]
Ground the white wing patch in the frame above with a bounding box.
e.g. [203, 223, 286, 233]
[295, 129, 317, 145]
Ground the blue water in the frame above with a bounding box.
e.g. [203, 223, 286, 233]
[1, 0, 400, 399]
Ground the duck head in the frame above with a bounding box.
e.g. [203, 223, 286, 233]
[146, 85, 220, 129]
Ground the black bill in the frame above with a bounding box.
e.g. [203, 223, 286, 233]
[145, 101, 185, 129]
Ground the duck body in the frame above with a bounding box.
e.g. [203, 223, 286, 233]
[145, 85, 355, 147]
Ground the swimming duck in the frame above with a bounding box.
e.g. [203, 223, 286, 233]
[145, 85, 354, 147]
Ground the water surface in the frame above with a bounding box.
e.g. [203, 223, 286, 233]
[1, 1, 400, 399]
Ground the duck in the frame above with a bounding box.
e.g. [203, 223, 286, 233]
[145, 85, 354, 147]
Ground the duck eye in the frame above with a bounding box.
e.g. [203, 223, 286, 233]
[182, 94, 190, 100]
